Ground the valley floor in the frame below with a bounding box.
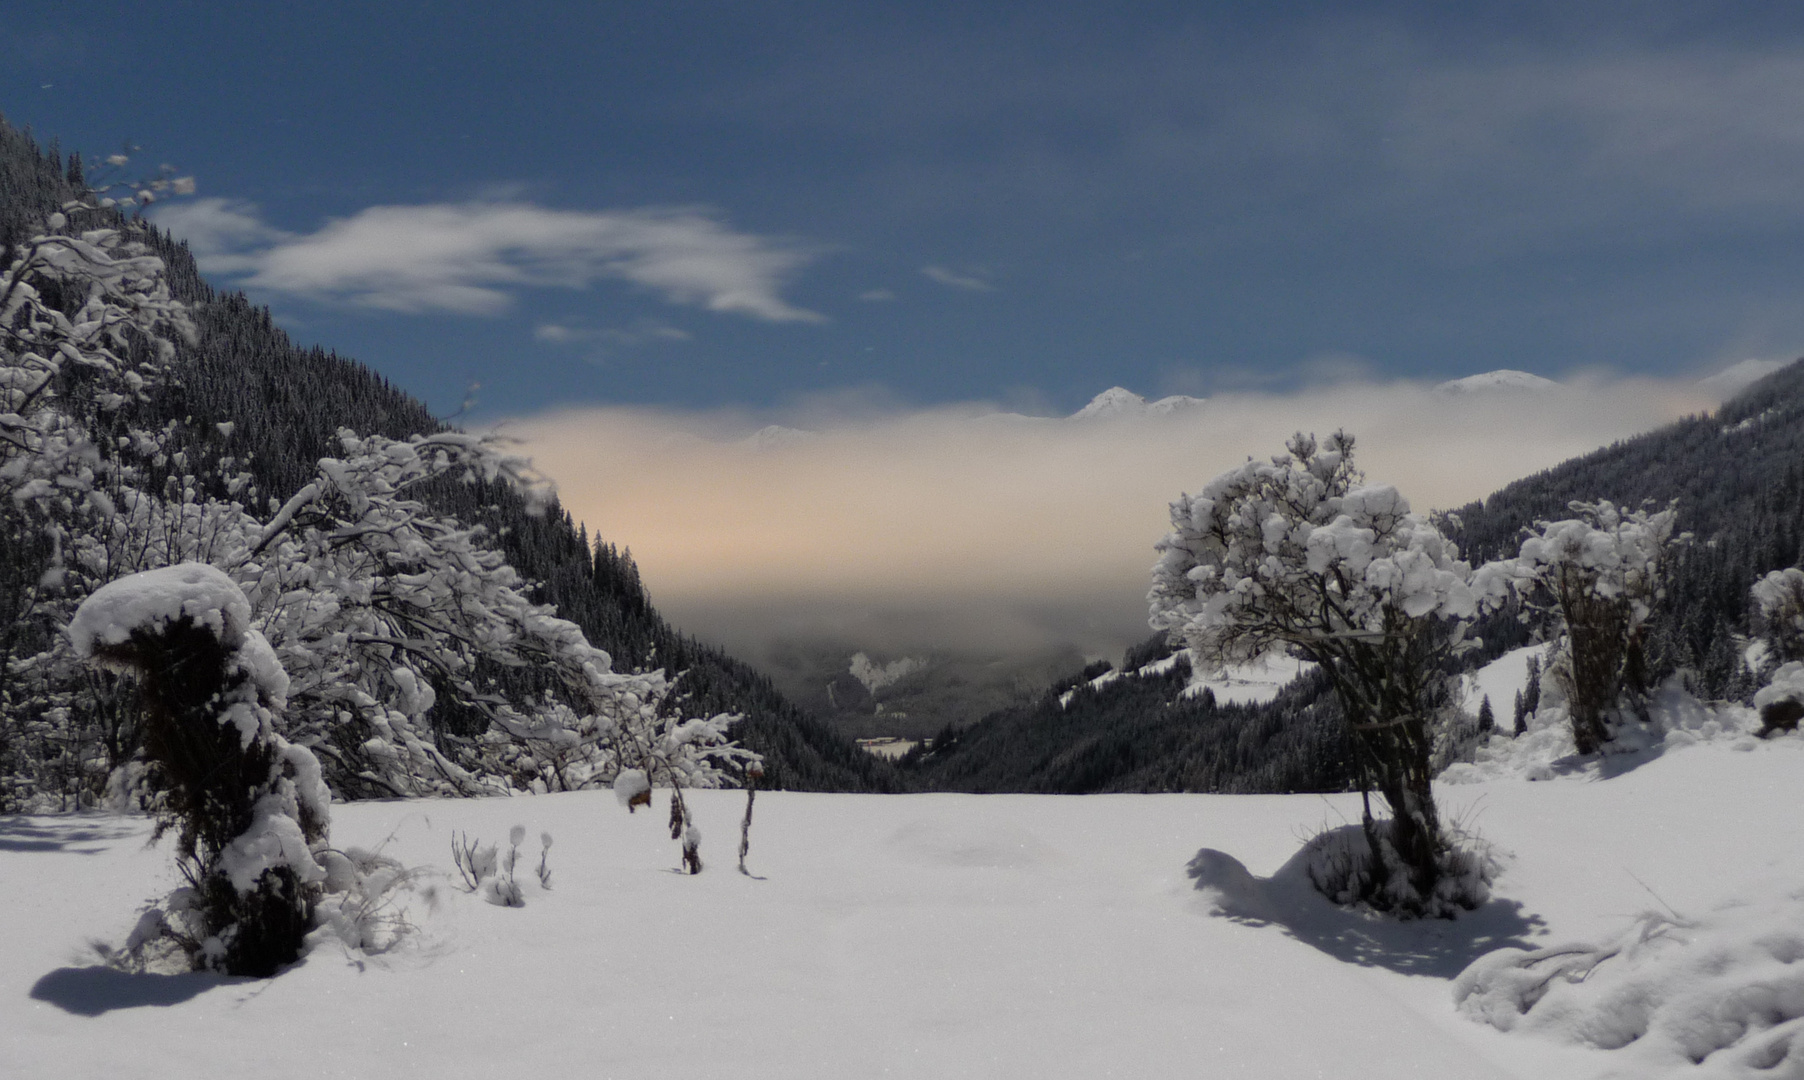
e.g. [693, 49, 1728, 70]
[4, 734, 1801, 1079]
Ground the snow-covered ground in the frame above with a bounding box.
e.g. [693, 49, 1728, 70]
[5, 728, 1802, 1079]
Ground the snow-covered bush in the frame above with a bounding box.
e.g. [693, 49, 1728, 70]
[1753, 567, 1804, 668]
[1753, 662, 1804, 738]
[1298, 823, 1500, 920]
[70, 562, 328, 976]
[1150, 431, 1490, 915]
[450, 826, 546, 906]
[310, 844, 420, 956]
[1479, 500, 1677, 755]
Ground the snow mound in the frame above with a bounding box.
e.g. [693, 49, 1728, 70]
[1455, 886, 1804, 1077]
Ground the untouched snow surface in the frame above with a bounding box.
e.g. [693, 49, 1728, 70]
[5, 734, 1803, 1079]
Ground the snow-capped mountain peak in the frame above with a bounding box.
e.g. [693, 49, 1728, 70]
[1071, 387, 1147, 418]
[1433, 370, 1559, 394]
[1071, 387, 1207, 419]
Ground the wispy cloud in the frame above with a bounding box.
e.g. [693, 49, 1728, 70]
[921, 265, 996, 292]
[506, 371, 1728, 660]
[533, 320, 692, 347]
[152, 199, 825, 323]
[859, 288, 897, 301]
[152, 197, 291, 275]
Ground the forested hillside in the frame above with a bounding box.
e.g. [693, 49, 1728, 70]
[905, 634, 1354, 794]
[909, 362, 1804, 795]
[1448, 364, 1804, 697]
[0, 116, 899, 807]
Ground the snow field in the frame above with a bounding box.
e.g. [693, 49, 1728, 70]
[4, 733, 1802, 1079]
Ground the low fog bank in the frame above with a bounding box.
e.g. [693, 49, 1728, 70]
[509, 373, 1727, 667]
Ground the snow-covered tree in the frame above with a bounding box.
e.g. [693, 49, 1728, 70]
[1481, 501, 1677, 755]
[234, 428, 754, 801]
[0, 201, 193, 808]
[70, 563, 328, 976]
[1150, 431, 1488, 914]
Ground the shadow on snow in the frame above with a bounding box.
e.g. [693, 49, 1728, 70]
[28, 966, 249, 1016]
[0, 815, 142, 854]
[1186, 834, 1546, 979]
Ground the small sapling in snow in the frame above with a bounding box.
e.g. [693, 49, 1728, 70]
[738, 761, 763, 877]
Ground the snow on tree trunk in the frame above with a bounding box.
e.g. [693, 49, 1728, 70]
[71, 562, 328, 976]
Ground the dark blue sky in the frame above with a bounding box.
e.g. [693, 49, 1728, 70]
[6, 1, 1804, 419]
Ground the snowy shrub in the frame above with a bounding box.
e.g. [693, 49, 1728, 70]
[1455, 888, 1804, 1075]
[1753, 567, 1804, 668]
[450, 826, 549, 906]
[1299, 822, 1500, 919]
[1753, 662, 1804, 738]
[1151, 431, 1491, 915]
[1187, 820, 1500, 925]
[70, 563, 329, 976]
[1480, 500, 1678, 755]
[311, 846, 423, 956]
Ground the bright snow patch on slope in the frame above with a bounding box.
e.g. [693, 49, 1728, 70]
[1457, 643, 1553, 719]
[1184, 653, 1313, 704]
[1697, 358, 1789, 398]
